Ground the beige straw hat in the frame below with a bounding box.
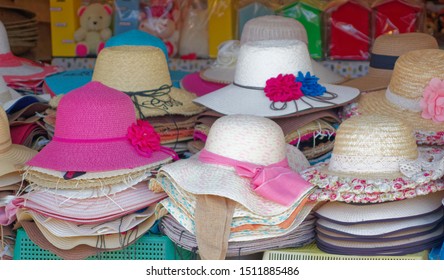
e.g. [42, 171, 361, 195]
[300, 114, 444, 203]
[92, 46, 204, 118]
[340, 33, 439, 92]
[357, 49, 444, 144]
[201, 15, 345, 85]
[0, 107, 36, 178]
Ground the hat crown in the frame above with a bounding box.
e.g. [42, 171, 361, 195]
[389, 49, 444, 100]
[234, 40, 312, 88]
[372, 33, 438, 56]
[328, 115, 418, 175]
[54, 82, 136, 140]
[92, 46, 172, 92]
[0, 21, 10, 54]
[0, 108, 12, 151]
[205, 115, 286, 166]
[240, 15, 308, 45]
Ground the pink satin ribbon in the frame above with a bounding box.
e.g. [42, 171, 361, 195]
[198, 149, 312, 206]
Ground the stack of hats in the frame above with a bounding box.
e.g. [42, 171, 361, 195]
[13, 81, 177, 259]
[181, 15, 346, 97]
[190, 39, 359, 164]
[151, 114, 320, 259]
[91, 46, 205, 155]
[299, 115, 444, 255]
[0, 21, 60, 94]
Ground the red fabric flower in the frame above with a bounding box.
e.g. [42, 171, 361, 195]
[264, 74, 303, 102]
[127, 120, 161, 157]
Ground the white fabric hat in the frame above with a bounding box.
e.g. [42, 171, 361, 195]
[201, 15, 345, 85]
[194, 40, 359, 117]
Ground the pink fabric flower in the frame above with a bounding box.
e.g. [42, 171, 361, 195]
[127, 120, 161, 157]
[264, 74, 303, 102]
[420, 78, 444, 123]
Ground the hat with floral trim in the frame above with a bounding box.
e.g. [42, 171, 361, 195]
[300, 114, 444, 204]
[194, 40, 359, 118]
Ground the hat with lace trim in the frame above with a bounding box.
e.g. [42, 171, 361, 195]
[357, 49, 444, 146]
[92, 46, 204, 118]
[200, 15, 345, 85]
[300, 114, 444, 204]
[194, 40, 359, 118]
[26, 81, 177, 173]
[157, 114, 315, 217]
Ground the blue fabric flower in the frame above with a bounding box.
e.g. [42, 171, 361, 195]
[296, 71, 326, 96]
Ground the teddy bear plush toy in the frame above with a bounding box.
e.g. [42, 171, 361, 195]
[74, 3, 113, 57]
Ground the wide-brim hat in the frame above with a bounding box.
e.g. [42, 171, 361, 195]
[158, 114, 314, 216]
[341, 33, 439, 92]
[26, 81, 175, 172]
[201, 15, 346, 85]
[0, 107, 37, 177]
[357, 49, 444, 144]
[194, 40, 359, 118]
[92, 46, 204, 118]
[180, 72, 227, 97]
[300, 115, 444, 203]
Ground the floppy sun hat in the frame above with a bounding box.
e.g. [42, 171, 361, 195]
[91, 46, 204, 118]
[194, 40, 360, 118]
[26, 81, 176, 172]
[300, 114, 444, 203]
[357, 49, 444, 145]
[158, 114, 315, 217]
[200, 15, 345, 85]
[340, 32, 439, 92]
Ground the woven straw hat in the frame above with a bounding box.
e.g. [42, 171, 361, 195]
[341, 33, 439, 92]
[194, 40, 359, 117]
[201, 15, 345, 85]
[0, 107, 36, 178]
[91, 46, 204, 118]
[300, 115, 444, 203]
[158, 114, 314, 217]
[357, 49, 444, 143]
[26, 81, 174, 172]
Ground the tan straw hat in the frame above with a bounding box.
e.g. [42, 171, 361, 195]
[301, 114, 444, 203]
[0, 107, 36, 178]
[357, 49, 444, 144]
[341, 33, 439, 92]
[92, 46, 204, 118]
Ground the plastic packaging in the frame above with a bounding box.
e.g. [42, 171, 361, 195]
[179, 0, 209, 58]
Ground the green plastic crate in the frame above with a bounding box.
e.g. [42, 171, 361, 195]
[13, 228, 194, 260]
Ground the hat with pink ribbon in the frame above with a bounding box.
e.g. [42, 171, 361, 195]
[158, 114, 314, 216]
[26, 81, 178, 172]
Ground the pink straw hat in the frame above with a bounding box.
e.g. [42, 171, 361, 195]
[26, 81, 175, 172]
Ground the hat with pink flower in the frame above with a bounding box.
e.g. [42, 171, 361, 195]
[26, 81, 177, 173]
[357, 49, 444, 146]
[300, 114, 444, 204]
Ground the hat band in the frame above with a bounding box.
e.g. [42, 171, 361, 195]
[369, 53, 398, 70]
[198, 148, 312, 206]
[385, 88, 422, 112]
[328, 153, 406, 174]
[52, 136, 127, 144]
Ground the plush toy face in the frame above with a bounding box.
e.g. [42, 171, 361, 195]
[78, 3, 112, 32]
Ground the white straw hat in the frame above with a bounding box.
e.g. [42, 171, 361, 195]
[201, 15, 345, 85]
[194, 40, 359, 117]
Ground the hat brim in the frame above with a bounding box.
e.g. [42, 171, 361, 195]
[358, 90, 444, 135]
[340, 73, 392, 92]
[180, 72, 227, 97]
[159, 145, 313, 217]
[26, 137, 172, 172]
[0, 144, 37, 177]
[3, 95, 43, 114]
[311, 60, 347, 85]
[1, 55, 60, 82]
[193, 83, 359, 117]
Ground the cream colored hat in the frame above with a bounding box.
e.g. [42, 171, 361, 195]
[0, 107, 37, 179]
[341, 33, 439, 92]
[357, 49, 444, 145]
[300, 114, 444, 203]
[194, 40, 360, 117]
[201, 15, 345, 85]
[92, 46, 204, 118]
